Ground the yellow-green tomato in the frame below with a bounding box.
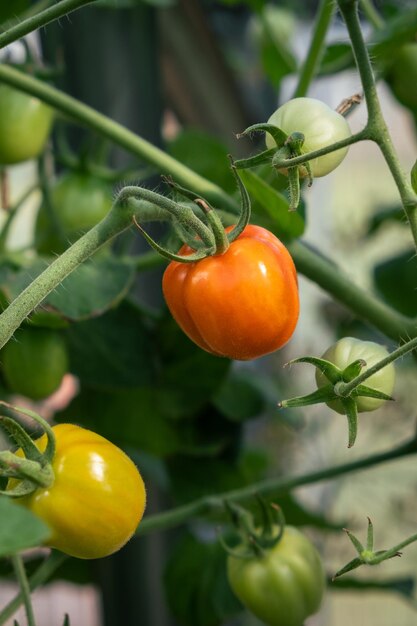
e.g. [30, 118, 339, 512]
[35, 172, 113, 255]
[227, 526, 325, 626]
[2, 328, 68, 400]
[315, 337, 395, 414]
[265, 97, 351, 177]
[387, 43, 417, 109]
[16, 423, 146, 559]
[0, 84, 53, 165]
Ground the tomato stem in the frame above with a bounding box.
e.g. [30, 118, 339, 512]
[11, 555, 37, 626]
[0, 0, 97, 50]
[137, 434, 417, 536]
[337, 0, 417, 253]
[293, 0, 336, 98]
[0, 552, 67, 625]
[335, 336, 417, 398]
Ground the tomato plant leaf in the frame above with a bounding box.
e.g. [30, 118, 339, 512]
[56, 387, 182, 457]
[239, 170, 305, 239]
[164, 532, 242, 626]
[0, 496, 50, 557]
[168, 130, 236, 196]
[6, 256, 135, 321]
[374, 249, 417, 316]
[66, 301, 155, 389]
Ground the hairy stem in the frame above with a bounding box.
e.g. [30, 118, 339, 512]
[0, 552, 66, 625]
[293, 0, 336, 98]
[137, 435, 417, 535]
[0, 0, 97, 50]
[337, 0, 417, 250]
[287, 240, 415, 341]
[0, 64, 236, 214]
[11, 555, 36, 626]
[336, 336, 417, 397]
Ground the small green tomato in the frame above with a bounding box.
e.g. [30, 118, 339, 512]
[315, 337, 395, 414]
[266, 97, 352, 177]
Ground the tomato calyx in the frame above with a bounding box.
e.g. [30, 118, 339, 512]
[220, 498, 286, 560]
[0, 402, 55, 496]
[333, 517, 404, 580]
[279, 354, 395, 448]
[134, 162, 251, 263]
[235, 122, 313, 211]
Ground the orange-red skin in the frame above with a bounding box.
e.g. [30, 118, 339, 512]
[162, 225, 299, 360]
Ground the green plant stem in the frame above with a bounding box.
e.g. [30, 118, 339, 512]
[359, 0, 385, 29]
[0, 0, 97, 50]
[0, 62, 413, 346]
[371, 533, 417, 564]
[274, 130, 367, 171]
[137, 434, 417, 536]
[287, 240, 414, 341]
[293, 0, 336, 98]
[0, 64, 236, 214]
[337, 0, 417, 250]
[0, 552, 66, 626]
[336, 336, 417, 398]
[11, 555, 36, 626]
[0, 184, 38, 252]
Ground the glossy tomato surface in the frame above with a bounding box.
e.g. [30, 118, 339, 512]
[18, 424, 146, 559]
[265, 97, 351, 177]
[227, 526, 325, 626]
[315, 337, 396, 413]
[162, 224, 299, 360]
[2, 328, 68, 400]
[0, 84, 53, 165]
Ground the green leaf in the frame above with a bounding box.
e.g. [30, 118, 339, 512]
[213, 368, 266, 422]
[259, 26, 296, 87]
[97, 0, 174, 7]
[56, 387, 182, 457]
[239, 170, 305, 240]
[7, 256, 135, 321]
[365, 205, 405, 236]
[168, 130, 235, 196]
[66, 301, 155, 390]
[164, 532, 242, 626]
[374, 249, 417, 316]
[0, 496, 50, 557]
[333, 576, 415, 600]
[166, 448, 266, 505]
[319, 43, 354, 75]
[155, 317, 230, 419]
[0, 0, 30, 26]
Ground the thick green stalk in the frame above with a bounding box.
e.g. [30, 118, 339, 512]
[337, 0, 417, 250]
[11, 555, 36, 626]
[359, 0, 385, 29]
[0, 552, 66, 625]
[287, 240, 414, 341]
[0, 64, 237, 214]
[274, 130, 367, 170]
[137, 434, 417, 536]
[0, 60, 412, 347]
[0, 0, 97, 50]
[293, 0, 336, 98]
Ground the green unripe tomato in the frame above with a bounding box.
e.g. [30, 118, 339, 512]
[227, 526, 325, 626]
[0, 84, 53, 165]
[315, 337, 396, 414]
[35, 172, 113, 255]
[265, 97, 352, 177]
[387, 43, 417, 110]
[2, 328, 69, 400]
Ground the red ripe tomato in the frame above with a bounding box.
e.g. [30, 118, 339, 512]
[162, 225, 299, 360]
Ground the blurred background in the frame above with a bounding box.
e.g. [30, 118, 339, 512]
[1, 0, 417, 624]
